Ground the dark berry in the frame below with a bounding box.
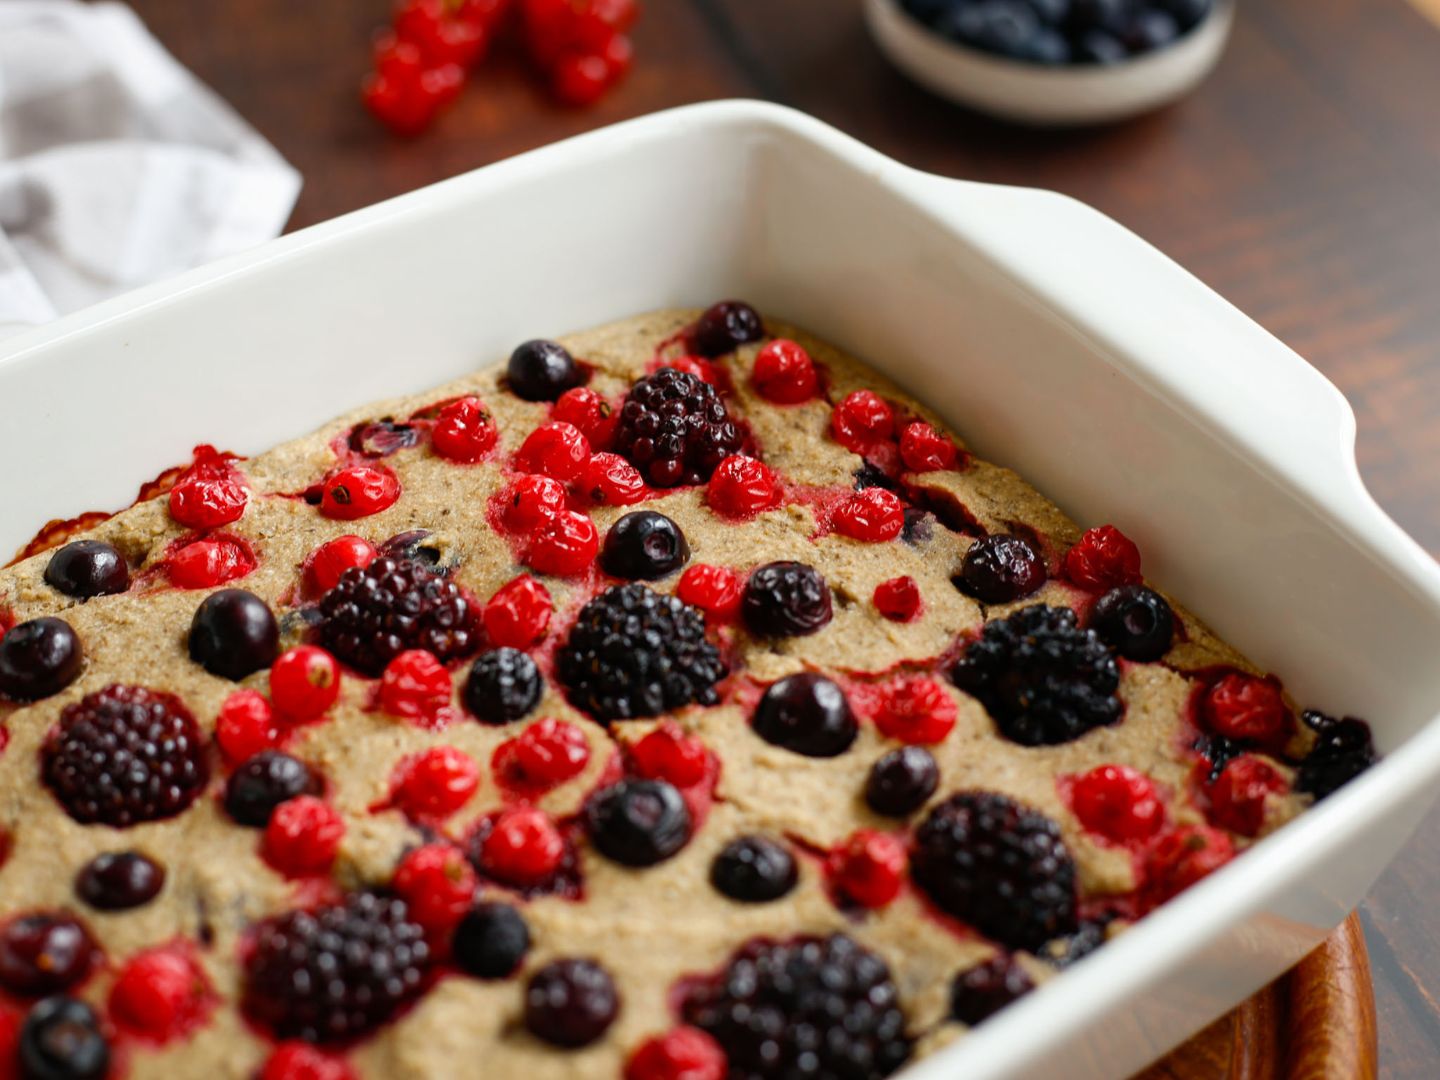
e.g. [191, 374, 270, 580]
[524, 958, 618, 1048]
[682, 934, 911, 1080]
[741, 561, 833, 638]
[243, 892, 431, 1043]
[853, 462, 902, 494]
[951, 604, 1120, 746]
[1193, 732, 1246, 784]
[18, 997, 109, 1080]
[710, 836, 797, 903]
[464, 648, 543, 725]
[1295, 710, 1376, 799]
[752, 673, 857, 758]
[0, 618, 83, 703]
[586, 779, 692, 866]
[1074, 28, 1128, 62]
[42, 685, 209, 827]
[1089, 585, 1174, 661]
[1121, 9, 1180, 52]
[1157, 0, 1213, 31]
[902, 508, 934, 546]
[453, 902, 530, 979]
[956, 535, 1046, 604]
[941, 1, 1041, 60]
[75, 852, 165, 911]
[377, 529, 446, 572]
[1068, 0, 1129, 31]
[0, 914, 97, 996]
[690, 301, 764, 358]
[912, 791, 1078, 951]
[44, 541, 129, 600]
[600, 511, 690, 581]
[865, 746, 939, 817]
[348, 420, 420, 458]
[1042, 919, 1110, 969]
[315, 556, 479, 677]
[613, 368, 743, 487]
[556, 584, 726, 723]
[224, 751, 322, 827]
[950, 955, 1033, 1026]
[508, 339, 583, 402]
[187, 589, 278, 681]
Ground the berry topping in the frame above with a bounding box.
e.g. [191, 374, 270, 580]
[949, 955, 1033, 1026]
[243, 892, 431, 1043]
[741, 561, 833, 638]
[654, 355, 720, 386]
[614, 367, 743, 487]
[508, 339, 583, 402]
[827, 829, 908, 909]
[318, 465, 401, 520]
[899, 421, 958, 472]
[75, 852, 165, 911]
[865, 746, 940, 817]
[681, 934, 911, 1080]
[431, 397, 498, 463]
[315, 555, 479, 677]
[44, 541, 129, 599]
[710, 836, 798, 904]
[307, 535, 379, 594]
[951, 604, 1121, 746]
[912, 791, 1078, 950]
[955, 534, 1046, 604]
[554, 387, 618, 450]
[579, 452, 647, 506]
[524, 509, 600, 576]
[874, 676, 958, 745]
[464, 647, 543, 725]
[1201, 673, 1293, 752]
[108, 947, 212, 1042]
[169, 471, 247, 530]
[454, 902, 531, 980]
[1143, 825, 1234, 906]
[500, 474, 569, 532]
[752, 673, 858, 758]
[264, 796, 345, 877]
[347, 420, 420, 458]
[690, 301, 764, 357]
[557, 584, 726, 722]
[1069, 764, 1164, 843]
[1063, 525, 1142, 591]
[833, 488, 905, 543]
[676, 564, 744, 622]
[873, 576, 922, 622]
[393, 746, 479, 819]
[18, 997, 109, 1080]
[626, 1027, 727, 1080]
[751, 339, 818, 404]
[630, 721, 709, 788]
[1192, 732, 1246, 784]
[166, 535, 257, 589]
[269, 646, 342, 721]
[188, 589, 279, 681]
[224, 751, 323, 827]
[831, 390, 895, 455]
[0, 914, 97, 995]
[43, 685, 209, 828]
[259, 1043, 356, 1080]
[474, 805, 567, 888]
[586, 779, 692, 866]
[707, 455, 780, 517]
[1206, 755, 1285, 837]
[601, 511, 691, 580]
[378, 649, 453, 724]
[516, 421, 592, 481]
[524, 958, 619, 1048]
[0, 618, 83, 703]
[393, 844, 478, 935]
[1295, 710, 1376, 799]
[1089, 584, 1174, 661]
[494, 717, 590, 792]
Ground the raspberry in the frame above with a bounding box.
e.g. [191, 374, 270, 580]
[378, 650, 454, 725]
[1143, 825, 1234, 906]
[500, 474, 569, 532]
[243, 893, 431, 1043]
[166, 535, 257, 589]
[873, 576, 922, 621]
[554, 387, 618, 449]
[630, 721, 709, 788]
[524, 958, 619, 1047]
[524, 510, 599, 576]
[709, 836, 798, 903]
[393, 844, 478, 935]
[263, 796, 345, 877]
[483, 575, 552, 649]
[831, 390, 895, 454]
[580, 452, 646, 506]
[392, 746, 479, 819]
[516, 421, 592, 481]
[215, 689, 282, 765]
[1202, 673, 1293, 752]
[75, 852, 165, 911]
[1069, 764, 1164, 843]
[557, 584, 727, 722]
[677, 564, 744, 622]
[1063, 525, 1142, 591]
[750, 339, 818, 405]
[169, 473, 247, 530]
[614, 367, 743, 487]
[473, 806, 567, 887]
[690, 301, 764, 358]
[741, 561, 833, 638]
[493, 717, 590, 793]
[912, 791, 1078, 950]
[307, 535, 378, 594]
[431, 397, 498, 463]
[1206, 755, 1285, 837]
[316, 555, 480, 676]
[1295, 710, 1376, 799]
[950, 955, 1033, 1026]
[318, 465, 401, 520]
[586, 779, 692, 866]
[951, 605, 1121, 746]
[956, 534, 1046, 604]
[269, 646, 341, 722]
[874, 676, 957, 744]
[464, 647, 543, 725]
[626, 1027, 727, 1080]
[42, 685, 209, 827]
[44, 540, 129, 599]
[827, 829, 907, 910]
[108, 946, 212, 1042]
[260, 1043, 357, 1080]
[0, 913, 97, 995]
[682, 934, 911, 1079]
[899, 421, 958, 472]
[707, 455, 780, 517]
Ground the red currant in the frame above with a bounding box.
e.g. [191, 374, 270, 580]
[600, 31, 634, 80]
[483, 575, 553, 649]
[1202, 673, 1292, 751]
[379, 649, 454, 724]
[553, 387, 617, 450]
[707, 456, 780, 517]
[524, 510, 598, 576]
[899, 422, 958, 472]
[168, 474, 248, 530]
[516, 421, 591, 481]
[625, 1026, 727, 1080]
[832, 487, 904, 542]
[432, 396, 498, 463]
[651, 355, 719, 386]
[216, 690, 281, 766]
[260, 1043, 357, 1080]
[308, 535, 378, 593]
[494, 718, 590, 792]
[394, 0, 488, 68]
[393, 843, 478, 935]
[676, 564, 744, 622]
[874, 676, 957, 744]
[552, 52, 612, 106]
[108, 946, 212, 1041]
[827, 829, 906, 910]
[269, 646, 342, 722]
[751, 340, 818, 404]
[362, 67, 443, 139]
[319, 466, 400, 520]
[580, 452, 647, 507]
[831, 390, 894, 453]
[166, 535, 256, 589]
[1143, 824, 1234, 906]
[1063, 525, 1142, 591]
[630, 721, 710, 788]
[478, 805, 565, 886]
[1206, 755, 1286, 837]
[502, 474, 568, 532]
[1070, 764, 1164, 843]
[263, 796, 345, 877]
[393, 746, 480, 819]
[873, 576, 922, 621]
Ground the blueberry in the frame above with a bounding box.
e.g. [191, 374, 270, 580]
[600, 511, 690, 581]
[955, 535, 1046, 604]
[1067, 0, 1129, 31]
[866, 746, 940, 817]
[454, 902, 530, 979]
[378, 529, 445, 572]
[899, 0, 954, 26]
[1089, 585, 1174, 661]
[224, 751, 321, 827]
[464, 648, 542, 725]
[1027, 0, 1072, 25]
[75, 852, 165, 911]
[1121, 9, 1180, 52]
[903, 508, 934, 546]
[18, 997, 109, 1080]
[187, 589, 278, 681]
[348, 420, 420, 458]
[507, 340, 582, 403]
[691, 301, 764, 358]
[941, 1, 1042, 60]
[710, 836, 798, 903]
[752, 673, 857, 758]
[1026, 26, 1072, 62]
[0, 618, 83, 703]
[950, 955, 1034, 1026]
[43, 541, 129, 600]
[1156, 0, 1213, 31]
[742, 561, 833, 638]
[1296, 710, 1376, 799]
[586, 779, 692, 866]
[0, 915, 96, 996]
[1073, 28, 1129, 63]
[524, 959, 618, 1048]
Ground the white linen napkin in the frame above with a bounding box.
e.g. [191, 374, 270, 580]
[0, 1, 301, 338]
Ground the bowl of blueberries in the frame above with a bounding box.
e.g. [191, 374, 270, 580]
[866, 0, 1233, 125]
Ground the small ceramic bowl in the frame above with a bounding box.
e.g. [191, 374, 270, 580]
[864, 0, 1235, 126]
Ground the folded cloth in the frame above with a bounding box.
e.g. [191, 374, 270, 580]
[0, 1, 301, 338]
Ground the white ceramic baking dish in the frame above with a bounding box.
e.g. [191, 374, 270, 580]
[2, 101, 1439, 1079]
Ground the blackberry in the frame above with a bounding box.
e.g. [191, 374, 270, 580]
[1089, 585, 1174, 661]
[224, 751, 322, 827]
[950, 604, 1121, 746]
[464, 648, 543, 725]
[18, 997, 109, 1080]
[865, 746, 939, 817]
[741, 561, 833, 638]
[44, 540, 129, 599]
[613, 368, 743, 487]
[1192, 732, 1245, 784]
[949, 955, 1033, 1026]
[556, 584, 726, 723]
[912, 791, 1078, 951]
[955, 535, 1046, 604]
[1295, 710, 1376, 799]
[0, 617, 83, 703]
[710, 836, 797, 903]
[75, 852, 165, 911]
[453, 902, 530, 979]
[315, 555, 480, 677]
[691, 300, 765, 357]
[243, 892, 431, 1043]
[524, 958, 618, 1048]
[41, 686, 209, 828]
[681, 934, 912, 1080]
[586, 779, 692, 866]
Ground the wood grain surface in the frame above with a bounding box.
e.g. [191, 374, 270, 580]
[121, 0, 1440, 1074]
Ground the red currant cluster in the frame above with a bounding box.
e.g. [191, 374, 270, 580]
[362, 0, 640, 137]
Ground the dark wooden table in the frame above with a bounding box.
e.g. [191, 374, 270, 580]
[128, 0, 1440, 1072]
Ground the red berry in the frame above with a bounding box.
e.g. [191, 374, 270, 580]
[707, 456, 780, 517]
[1070, 764, 1164, 843]
[308, 535, 378, 593]
[626, 1026, 727, 1080]
[483, 575, 553, 649]
[432, 396, 498, 463]
[494, 718, 590, 792]
[827, 829, 906, 909]
[1206, 755, 1285, 837]
[592, 0, 639, 32]
[600, 31, 634, 80]
[676, 564, 744, 622]
[552, 51, 612, 106]
[580, 452, 647, 507]
[393, 843, 478, 935]
[260, 1042, 357, 1080]
[478, 805, 565, 886]
[831, 390, 894, 453]
[460, 0, 515, 30]
[631, 721, 709, 788]
[374, 33, 426, 80]
[874, 677, 956, 745]
[554, 387, 617, 450]
[394, 0, 488, 67]
[319, 466, 401, 520]
[169, 475, 247, 530]
[751, 340, 818, 404]
[393, 746, 480, 819]
[270, 646, 342, 722]
[899, 422, 958, 472]
[263, 796, 345, 877]
[1202, 673, 1292, 750]
[872, 576, 922, 622]
[1144, 824, 1234, 905]
[1064, 525, 1142, 591]
[109, 946, 212, 1042]
[502, 474, 569, 532]
[832, 487, 904, 543]
[524, 510, 599, 576]
[378, 650, 454, 724]
[166, 535, 256, 589]
[361, 69, 441, 138]
[516, 421, 591, 481]
[652, 355, 719, 386]
[216, 690, 281, 766]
